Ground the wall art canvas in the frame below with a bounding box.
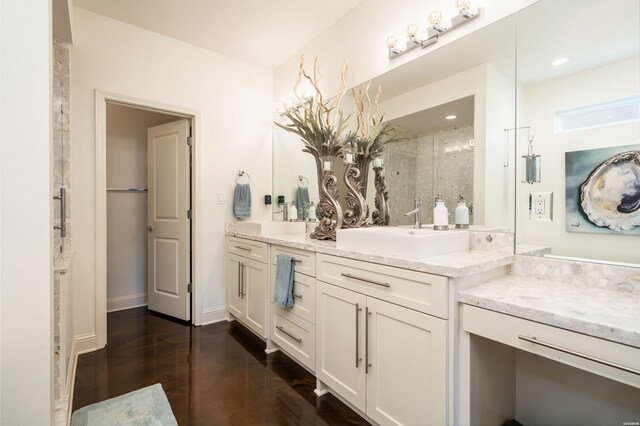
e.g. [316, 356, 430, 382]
[565, 144, 640, 235]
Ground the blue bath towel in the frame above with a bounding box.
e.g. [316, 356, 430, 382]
[274, 255, 295, 308]
[296, 187, 310, 220]
[233, 183, 251, 220]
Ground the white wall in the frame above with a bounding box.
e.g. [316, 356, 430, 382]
[273, 0, 537, 101]
[516, 58, 640, 264]
[0, 0, 53, 424]
[106, 104, 179, 311]
[71, 7, 273, 343]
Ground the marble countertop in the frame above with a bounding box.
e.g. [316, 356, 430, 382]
[226, 231, 514, 278]
[458, 275, 640, 348]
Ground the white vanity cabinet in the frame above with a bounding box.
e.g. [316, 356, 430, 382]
[269, 245, 317, 372]
[226, 237, 269, 338]
[316, 254, 448, 426]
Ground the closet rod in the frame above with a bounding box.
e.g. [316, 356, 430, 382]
[106, 187, 148, 192]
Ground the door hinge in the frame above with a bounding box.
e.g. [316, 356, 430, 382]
[187, 282, 192, 293]
[187, 209, 192, 219]
[187, 136, 193, 146]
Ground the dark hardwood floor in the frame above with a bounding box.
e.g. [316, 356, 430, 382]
[73, 307, 370, 425]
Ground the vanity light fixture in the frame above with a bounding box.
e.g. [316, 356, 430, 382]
[446, 115, 457, 120]
[551, 57, 569, 66]
[387, 1, 479, 59]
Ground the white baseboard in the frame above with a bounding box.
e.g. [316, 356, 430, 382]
[66, 332, 97, 425]
[107, 293, 147, 313]
[201, 306, 227, 325]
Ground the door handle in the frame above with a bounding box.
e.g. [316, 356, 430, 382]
[365, 306, 371, 374]
[237, 262, 241, 298]
[240, 262, 245, 298]
[147, 225, 153, 231]
[241, 264, 247, 297]
[355, 303, 363, 368]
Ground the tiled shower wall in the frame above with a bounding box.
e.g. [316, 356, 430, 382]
[53, 40, 71, 255]
[386, 124, 474, 226]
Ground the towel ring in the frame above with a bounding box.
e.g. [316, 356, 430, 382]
[236, 170, 250, 184]
[298, 175, 309, 188]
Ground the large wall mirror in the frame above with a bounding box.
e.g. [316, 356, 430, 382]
[273, 11, 517, 233]
[514, 0, 640, 266]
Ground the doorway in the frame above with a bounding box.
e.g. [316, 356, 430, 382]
[96, 92, 201, 349]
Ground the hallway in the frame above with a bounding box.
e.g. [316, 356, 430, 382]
[72, 308, 369, 425]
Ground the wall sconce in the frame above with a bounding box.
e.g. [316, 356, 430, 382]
[522, 135, 541, 184]
[387, 0, 479, 59]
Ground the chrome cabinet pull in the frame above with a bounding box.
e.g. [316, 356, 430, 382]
[234, 245, 252, 252]
[355, 303, 363, 368]
[276, 325, 302, 343]
[53, 188, 66, 237]
[293, 293, 302, 300]
[293, 259, 302, 263]
[518, 335, 640, 376]
[241, 263, 246, 298]
[237, 262, 241, 298]
[341, 273, 390, 288]
[365, 307, 372, 374]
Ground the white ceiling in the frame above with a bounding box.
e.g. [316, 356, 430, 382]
[389, 96, 474, 136]
[72, 0, 363, 69]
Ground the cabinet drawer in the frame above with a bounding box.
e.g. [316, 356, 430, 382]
[227, 237, 268, 263]
[272, 312, 316, 372]
[463, 305, 640, 389]
[271, 245, 316, 277]
[317, 254, 448, 319]
[271, 269, 315, 324]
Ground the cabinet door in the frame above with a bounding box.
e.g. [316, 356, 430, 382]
[316, 281, 367, 411]
[243, 257, 268, 338]
[366, 297, 447, 426]
[227, 253, 244, 318]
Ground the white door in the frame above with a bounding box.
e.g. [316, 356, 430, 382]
[316, 281, 367, 411]
[147, 119, 191, 320]
[227, 253, 244, 319]
[243, 257, 268, 338]
[366, 297, 447, 426]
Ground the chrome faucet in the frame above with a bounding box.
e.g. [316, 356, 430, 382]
[275, 202, 289, 221]
[404, 197, 423, 229]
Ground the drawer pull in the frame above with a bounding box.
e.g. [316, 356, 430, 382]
[518, 335, 640, 376]
[234, 245, 252, 252]
[341, 273, 390, 288]
[293, 258, 302, 263]
[276, 325, 302, 343]
[293, 293, 303, 300]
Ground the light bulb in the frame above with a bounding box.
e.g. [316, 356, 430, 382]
[406, 23, 419, 38]
[429, 9, 443, 27]
[386, 35, 397, 49]
[455, 0, 471, 12]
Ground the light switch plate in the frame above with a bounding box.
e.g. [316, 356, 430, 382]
[217, 192, 225, 205]
[529, 192, 553, 221]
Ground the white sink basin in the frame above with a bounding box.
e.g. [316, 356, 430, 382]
[232, 220, 306, 236]
[336, 226, 469, 259]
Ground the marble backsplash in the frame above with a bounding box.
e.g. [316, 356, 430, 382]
[53, 40, 71, 256]
[511, 255, 640, 295]
[469, 231, 514, 254]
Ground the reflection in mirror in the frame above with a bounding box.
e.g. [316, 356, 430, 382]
[273, 12, 517, 236]
[377, 96, 475, 226]
[515, 0, 640, 266]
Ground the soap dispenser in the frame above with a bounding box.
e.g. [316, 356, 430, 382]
[433, 194, 449, 231]
[288, 202, 298, 222]
[455, 195, 470, 229]
[307, 201, 317, 222]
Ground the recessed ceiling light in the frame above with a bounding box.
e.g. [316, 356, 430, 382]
[551, 57, 569, 66]
[445, 115, 457, 120]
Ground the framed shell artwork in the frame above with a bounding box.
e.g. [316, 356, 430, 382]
[565, 144, 640, 235]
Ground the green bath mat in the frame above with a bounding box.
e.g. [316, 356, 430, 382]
[70, 383, 178, 426]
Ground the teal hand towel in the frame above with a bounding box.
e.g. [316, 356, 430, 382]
[274, 255, 295, 308]
[233, 183, 251, 220]
[296, 187, 310, 220]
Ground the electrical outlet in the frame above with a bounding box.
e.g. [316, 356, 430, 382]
[530, 192, 553, 221]
[217, 192, 225, 205]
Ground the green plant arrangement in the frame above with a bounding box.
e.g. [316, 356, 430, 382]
[274, 56, 350, 240]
